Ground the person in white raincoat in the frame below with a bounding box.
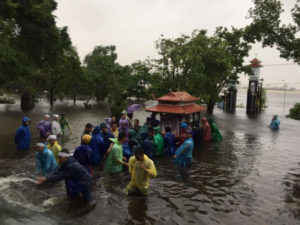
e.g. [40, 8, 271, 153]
[51, 114, 62, 136]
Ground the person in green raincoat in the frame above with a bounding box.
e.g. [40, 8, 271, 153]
[208, 118, 222, 142]
[126, 147, 157, 195]
[153, 127, 164, 157]
[104, 132, 128, 174]
[59, 114, 72, 135]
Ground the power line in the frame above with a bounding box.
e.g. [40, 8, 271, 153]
[263, 63, 297, 67]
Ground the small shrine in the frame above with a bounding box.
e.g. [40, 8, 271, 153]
[146, 92, 206, 135]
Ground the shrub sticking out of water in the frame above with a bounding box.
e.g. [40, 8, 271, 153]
[287, 103, 300, 120]
[0, 97, 15, 104]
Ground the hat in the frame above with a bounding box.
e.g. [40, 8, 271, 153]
[85, 123, 93, 129]
[180, 123, 188, 128]
[48, 135, 57, 140]
[82, 134, 92, 144]
[54, 114, 59, 118]
[36, 143, 45, 148]
[45, 114, 50, 118]
[100, 123, 108, 129]
[121, 110, 126, 114]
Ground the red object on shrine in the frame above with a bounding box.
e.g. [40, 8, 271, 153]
[249, 58, 262, 68]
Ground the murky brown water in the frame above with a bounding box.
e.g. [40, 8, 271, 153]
[0, 90, 300, 225]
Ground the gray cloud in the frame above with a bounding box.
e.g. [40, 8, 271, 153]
[55, 0, 300, 88]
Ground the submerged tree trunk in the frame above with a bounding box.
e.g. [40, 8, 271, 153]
[21, 93, 35, 111]
[207, 99, 216, 115]
[49, 87, 54, 106]
[73, 94, 76, 105]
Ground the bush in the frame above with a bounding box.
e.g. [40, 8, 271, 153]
[0, 97, 15, 104]
[287, 103, 300, 120]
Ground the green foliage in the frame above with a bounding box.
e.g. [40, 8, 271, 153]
[153, 28, 251, 113]
[83, 45, 131, 116]
[0, 96, 15, 104]
[245, 0, 300, 63]
[287, 103, 300, 120]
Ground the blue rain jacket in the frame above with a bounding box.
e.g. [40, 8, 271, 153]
[122, 143, 132, 162]
[174, 138, 194, 167]
[101, 131, 115, 154]
[74, 144, 93, 174]
[15, 117, 31, 150]
[47, 157, 92, 202]
[89, 126, 105, 164]
[140, 131, 153, 158]
[164, 132, 176, 156]
[270, 116, 280, 129]
[35, 146, 58, 176]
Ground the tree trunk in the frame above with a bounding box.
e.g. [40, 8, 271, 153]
[207, 99, 215, 115]
[49, 87, 54, 106]
[73, 94, 76, 105]
[20, 93, 35, 111]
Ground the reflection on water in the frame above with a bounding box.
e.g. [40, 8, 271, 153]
[0, 90, 300, 224]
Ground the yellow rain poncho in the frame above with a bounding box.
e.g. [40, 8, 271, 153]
[47, 142, 62, 163]
[126, 155, 157, 195]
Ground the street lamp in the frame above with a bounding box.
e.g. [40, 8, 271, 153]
[282, 80, 287, 105]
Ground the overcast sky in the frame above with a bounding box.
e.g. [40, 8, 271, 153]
[55, 0, 300, 88]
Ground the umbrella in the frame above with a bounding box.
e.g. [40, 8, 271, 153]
[127, 104, 141, 113]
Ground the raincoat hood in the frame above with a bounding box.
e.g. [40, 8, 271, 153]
[180, 123, 188, 128]
[93, 126, 101, 135]
[22, 117, 31, 125]
[153, 127, 161, 133]
[109, 138, 119, 144]
[128, 129, 136, 138]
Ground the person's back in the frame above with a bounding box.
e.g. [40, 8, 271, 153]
[51, 119, 62, 136]
[140, 132, 153, 158]
[164, 130, 176, 156]
[48, 156, 91, 186]
[35, 146, 57, 176]
[15, 117, 31, 150]
[154, 133, 164, 157]
[74, 144, 93, 173]
[89, 126, 104, 164]
[270, 115, 280, 129]
[104, 133, 128, 174]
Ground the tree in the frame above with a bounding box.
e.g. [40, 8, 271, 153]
[154, 29, 251, 114]
[245, 0, 300, 63]
[287, 103, 300, 120]
[83, 45, 132, 117]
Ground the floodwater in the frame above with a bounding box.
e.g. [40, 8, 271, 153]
[0, 90, 300, 225]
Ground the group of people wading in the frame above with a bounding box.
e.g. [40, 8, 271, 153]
[14, 110, 223, 207]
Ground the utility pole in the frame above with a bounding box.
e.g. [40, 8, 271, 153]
[282, 80, 287, 105]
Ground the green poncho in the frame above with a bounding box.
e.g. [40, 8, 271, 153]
[210, 122, 222, 142]
[153, 130, 164, 157]
[104, 138, 124, 174]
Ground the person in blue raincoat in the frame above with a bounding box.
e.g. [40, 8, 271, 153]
[140, 131, 153, 158]
[74, 135, 93, 174]
[164, 127, 176, 156]
[15, 117, 31, 150]
[100, 123, 115, 155]
[173, 129, 194, 167]
[89, 126, 105, 164]
[269, 115, 280, 129]
[35, 143, 58, 176]
[36, 149, 94, 206]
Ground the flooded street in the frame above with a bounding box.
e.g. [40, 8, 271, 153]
[0, 90, 300, 225]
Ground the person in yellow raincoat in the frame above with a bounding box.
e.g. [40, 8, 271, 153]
[47, 135, 62, 163]
[126, 147, 157, 195]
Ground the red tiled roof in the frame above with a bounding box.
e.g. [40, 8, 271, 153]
[157, 92, 200, 102]
[249, 58, 262, 68]
[146, 103, 206, 114]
